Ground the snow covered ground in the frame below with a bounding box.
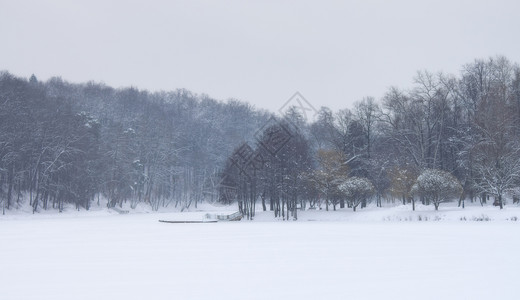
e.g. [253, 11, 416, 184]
[1, 203, 520, 300]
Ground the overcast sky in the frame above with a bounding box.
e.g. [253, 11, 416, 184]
[1, 0, 519, 112]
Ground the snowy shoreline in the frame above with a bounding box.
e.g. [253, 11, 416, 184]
[2, 201, 519, 223]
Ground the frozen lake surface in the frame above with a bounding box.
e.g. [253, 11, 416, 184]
[1, 210, 519, 300]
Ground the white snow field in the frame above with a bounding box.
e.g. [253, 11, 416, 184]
[1, 206, 520, 300]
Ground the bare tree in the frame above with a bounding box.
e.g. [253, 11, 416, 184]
[388, 165, 418, 210]
[355, 96, 380, 159]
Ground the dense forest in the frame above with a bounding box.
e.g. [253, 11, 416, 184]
[1, 56, 520, 218]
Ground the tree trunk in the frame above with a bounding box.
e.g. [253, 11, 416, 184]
[293, 200, 298, 220]
[325, 196, 329, 211]
[6, 179, 12, 210]
[6, 166, 14, 209]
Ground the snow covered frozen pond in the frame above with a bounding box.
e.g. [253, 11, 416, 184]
[1, 212, 519, 300]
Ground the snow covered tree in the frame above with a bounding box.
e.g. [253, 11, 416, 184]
[472, 149, 520, 209]
[338, 177, 374, 211]
[413, 169, 462, 210]
[459, 56, 520, 209]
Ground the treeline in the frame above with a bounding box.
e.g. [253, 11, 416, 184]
[0, 73, 269, 213]
[220, 56, 520, 219]
[1, 56, 520, 216]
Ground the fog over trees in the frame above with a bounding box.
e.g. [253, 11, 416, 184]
[1, 56, 520, 217]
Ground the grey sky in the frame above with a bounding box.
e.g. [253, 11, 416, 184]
[1, 0, 519, 112]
